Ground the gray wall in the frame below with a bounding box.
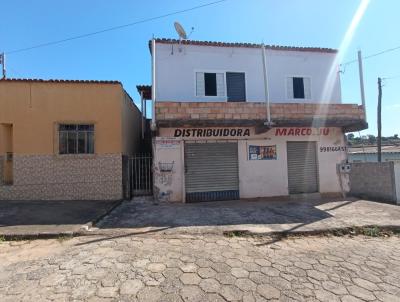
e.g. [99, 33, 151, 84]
[349, 162, 397, 203]
[348, 152, 400, 163]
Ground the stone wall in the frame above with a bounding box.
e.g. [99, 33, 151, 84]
[155, 102, 364, 121]
[0, 154, 123, 200]
[394, 163, 400, 205]
[349, 162, 397, 203]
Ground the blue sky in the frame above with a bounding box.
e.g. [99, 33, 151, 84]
[1, 0, 399, 136]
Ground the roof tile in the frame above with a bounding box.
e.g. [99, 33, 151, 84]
[150, 38, 337, 53]
[0, 78, 121, 85]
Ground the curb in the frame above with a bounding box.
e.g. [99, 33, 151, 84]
[83, 199, 125, 229]
[223, 225, 400, 238]
[2, 224, 399, 242]
[1, 231, 75, 241]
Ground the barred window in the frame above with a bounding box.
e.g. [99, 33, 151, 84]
[59, 124, 94, 154]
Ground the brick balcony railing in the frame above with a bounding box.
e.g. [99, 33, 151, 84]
[155, 102, 367, 132]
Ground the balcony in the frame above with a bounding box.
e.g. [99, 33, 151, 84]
[155, 102, 367, 132]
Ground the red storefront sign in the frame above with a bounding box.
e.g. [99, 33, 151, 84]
[275, 128, 330, 136]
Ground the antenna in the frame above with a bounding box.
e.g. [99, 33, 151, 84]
[0, 53, 5, 79]
[188, 27, 195, 39]
[174, 22, 187, 40]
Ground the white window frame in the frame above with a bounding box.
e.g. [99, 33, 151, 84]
[194, 70, 248, 102]
[285, 75, 312, 101]
[194, 69, 227, 100]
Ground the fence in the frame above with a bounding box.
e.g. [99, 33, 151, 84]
[129, 153, 153, 196]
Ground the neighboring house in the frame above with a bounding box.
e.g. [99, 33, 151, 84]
[139, 38, 367, 203]
[348, 145, 400, 163]
[0, 79, 142, 200]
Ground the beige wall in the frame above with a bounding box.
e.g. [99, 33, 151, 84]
[0, 124, 13, 183]
[0, 81, 124, 155]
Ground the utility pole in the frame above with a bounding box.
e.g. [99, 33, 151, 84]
[377, 77, 382, 162]
[0, 53, 6, 79]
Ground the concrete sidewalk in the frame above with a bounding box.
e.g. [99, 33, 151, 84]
[0, 200, 120, 237]
[95, 197, 400, 235]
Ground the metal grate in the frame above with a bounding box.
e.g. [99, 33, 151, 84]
[130, 154, 153, 196]
[186, 190, 239, 203]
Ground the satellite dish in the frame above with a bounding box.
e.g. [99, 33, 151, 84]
[174, 22, 187, 40]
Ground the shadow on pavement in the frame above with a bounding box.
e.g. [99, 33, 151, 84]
[0, 200, 120, 235]
[96, 197, 349, 230]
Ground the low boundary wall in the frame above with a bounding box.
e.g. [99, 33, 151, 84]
[349, 162, 398, 204]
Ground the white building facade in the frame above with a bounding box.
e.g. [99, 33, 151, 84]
[141, 39, 367, 203]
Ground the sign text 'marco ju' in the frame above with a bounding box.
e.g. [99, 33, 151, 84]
[275, 128, 330, 136]
[174, 128, 251, 138]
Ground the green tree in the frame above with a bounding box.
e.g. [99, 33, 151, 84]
[367, 134, 376, 145]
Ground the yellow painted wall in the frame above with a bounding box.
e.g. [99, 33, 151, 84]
[0, 81, 126, 155]
[0, 124, 13, 183]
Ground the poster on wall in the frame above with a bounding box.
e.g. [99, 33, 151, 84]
[248, 145, 277, 160]
[156, 137, 180, 149]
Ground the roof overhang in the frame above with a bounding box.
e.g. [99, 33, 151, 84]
[136, 85, 152, 100]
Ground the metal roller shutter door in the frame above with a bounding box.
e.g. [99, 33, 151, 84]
[287, 141, 319, 194]
[185, 142, 239, 202]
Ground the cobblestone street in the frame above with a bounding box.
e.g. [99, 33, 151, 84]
[0, 234, 399, 302]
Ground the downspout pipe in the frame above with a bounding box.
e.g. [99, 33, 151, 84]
[357, 50, 367, 122]
[261, 44, 273, 126]
[151, 38, 157, 131]
[140, 91, 145, 139]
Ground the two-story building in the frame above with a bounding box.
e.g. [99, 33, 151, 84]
[138, 38, 367, 203]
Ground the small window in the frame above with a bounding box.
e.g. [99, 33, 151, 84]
[293, 77, 305, 99]
[287, 77, 311, 100]
[196, 72, 225, 97]
[59, 124, 94, 154]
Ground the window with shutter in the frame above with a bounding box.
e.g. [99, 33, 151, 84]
[286, 77, 311, 100]
[196, 72, 225, 97]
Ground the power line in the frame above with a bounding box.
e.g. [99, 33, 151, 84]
[5, 0, 229, 55]
[341, 45, 400, 67]
[383, 74, 400, 81]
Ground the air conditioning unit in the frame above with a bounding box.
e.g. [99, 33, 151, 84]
[6, 152, 13, 162]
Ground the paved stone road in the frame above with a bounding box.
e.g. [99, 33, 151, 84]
[0, 234, 399, 302]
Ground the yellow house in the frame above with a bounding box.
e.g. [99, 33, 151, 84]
[0, 79, 142, 200]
